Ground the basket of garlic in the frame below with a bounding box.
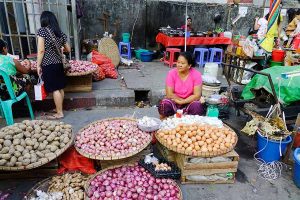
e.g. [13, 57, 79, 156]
[137, 116, 161, 132]
[155, 115, 238, 157]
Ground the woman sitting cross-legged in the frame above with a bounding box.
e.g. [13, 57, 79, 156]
[158, 52, 204, 119]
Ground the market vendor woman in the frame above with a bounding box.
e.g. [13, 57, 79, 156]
[158, 52, 203, 118]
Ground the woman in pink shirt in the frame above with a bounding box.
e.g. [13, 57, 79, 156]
[158, 52, 203, 118]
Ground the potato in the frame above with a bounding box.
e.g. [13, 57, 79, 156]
[4, 135, 12, 140]
[36, 151, 44, 158]
[38, 143, 46, 151]
[3, 140, 11, 147]
[63, 137, 70, 144]
[15, 162, 23, 167]
[43, 140, 48, 145]
[33, 133, 41, 139]
[7, 130, 14, 135]
[13, 138, 21, 145]
[54, 137, 60, 141]
[40, 158, 48, 163]
[47, 134, 55, 142]
[17, 156, 23, 162]
[1, 147, 9, 154]
[26, 146, 33, 151]
[33, 142, 39, 150]
[45, 153, 55, 158]
[1, 154, 11, 160]
[30, 150, 34, 154]
[22, 159, 31, 165]
[56, 132, 62, 137]
[6, 162, 14, 167]
[30, 155, 37, 163]
[15, 145, 24, 152]
[54, 126, 60, 132]
[0, 139, 3, 144]
[0, 144, 2, 150]
[0, 132, 5, 139]
[25, 138, 34, 146]
[0, 159, 7, 165]
[64, 124, 72, 129]
[38, 135, 46, 142]
[49, 145, 58, 152]
[24, 131, 31, 138]
[14, 151, 21, 158]
[60, 143, 66, 148]
[10, 156, 17, 165]
[51, 141, 59, 146]
[34, 128, 41, 135]
[48, 125, 55, 131]
[20, 139, 26, 147]
[26, 126, 33, 132]
[18, 124, 27, 130]
[42, 130, 51, 136]
[32, 138, 37, 143]
[8, 147, 15, 154]
[24, 153, 31, 159]
[14, 133, 24, 139]
[13, 128, 22, 134]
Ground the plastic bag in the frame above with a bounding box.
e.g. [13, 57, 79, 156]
[57, 146, 96, 175]
[91, 50, 111, 65]
[100, 63, 118, 79]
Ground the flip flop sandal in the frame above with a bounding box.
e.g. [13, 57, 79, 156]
[45, 114, 64, 120]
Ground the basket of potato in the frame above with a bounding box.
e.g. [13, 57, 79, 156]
[156, 123, 238, 157]
[0, 120, 73, 171]
[24, 172, 88, 200]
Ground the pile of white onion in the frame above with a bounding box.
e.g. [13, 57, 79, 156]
[87, 164, 181, 200]
[75, 119, 151, 158]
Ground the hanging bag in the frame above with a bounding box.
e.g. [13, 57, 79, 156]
[46, 28, 71, 72]
[34, 76, 47, 101]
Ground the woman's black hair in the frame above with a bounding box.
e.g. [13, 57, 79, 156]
[287, 8, 296, 23]
[0, 39, 7, 54]
[178, 51, 195, 67]
[264, 13, 270, 20]
[40, 11, 62, 37]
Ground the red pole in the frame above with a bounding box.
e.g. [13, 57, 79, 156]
[269, 0, 273, 12]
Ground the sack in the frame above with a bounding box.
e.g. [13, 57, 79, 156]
[34, 77, 47, 101]
[57, 146, 96, 175]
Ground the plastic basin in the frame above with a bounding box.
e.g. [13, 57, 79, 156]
[293, 148, 300, 188]
[140, 52, 154, 62]
[135, 49, 149, 60]
[272, 49, 285, 62]
[257, 132, 292, 163]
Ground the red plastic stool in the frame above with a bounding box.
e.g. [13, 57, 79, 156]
[164, 48, 181, 67]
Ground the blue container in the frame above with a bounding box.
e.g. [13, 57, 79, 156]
[293, 148, 300, 188]
[257, 132, 292, 163]
[122, 33, 130, 43]
[140, 52, 154, 62]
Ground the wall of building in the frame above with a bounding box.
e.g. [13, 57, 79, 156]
[81, 0, 295, 49]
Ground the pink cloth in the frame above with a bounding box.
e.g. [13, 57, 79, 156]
[166, 68, 202, 99]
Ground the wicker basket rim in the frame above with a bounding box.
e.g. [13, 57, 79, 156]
[155, 124, 238, 158]
[0, 125, 74, 171]
[84, 164, 183, 200]
[75, 117, 152, 160]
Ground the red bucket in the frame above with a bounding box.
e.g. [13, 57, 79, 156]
[272, 49, 285, 62]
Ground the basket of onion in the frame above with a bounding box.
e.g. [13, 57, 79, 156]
[66, 60, 98, 76]
[75, 118, 152, 160]
[85, 163, 183, 200]
[156, 123, 238, 157]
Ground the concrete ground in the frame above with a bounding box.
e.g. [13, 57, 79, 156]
[0, 106, 299, 200]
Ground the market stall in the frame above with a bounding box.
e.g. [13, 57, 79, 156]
[156, 33, 232, 48]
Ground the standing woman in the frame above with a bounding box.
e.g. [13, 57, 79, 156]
[36, 11, 70, 119]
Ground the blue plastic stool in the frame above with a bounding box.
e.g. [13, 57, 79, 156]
[209, 48, 223, 64]
[193, 48, 209, 67]
[119, 42, 131, 59]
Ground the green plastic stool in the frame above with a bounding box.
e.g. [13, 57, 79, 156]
[206, 104, 219, 118]
[0, 69, 34, 125]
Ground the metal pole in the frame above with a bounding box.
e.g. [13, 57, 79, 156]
[184, 0, 187, 52]
[71, 0, 79, 60]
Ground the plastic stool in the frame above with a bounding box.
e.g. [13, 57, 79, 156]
[209, 48, 223, 64]
[119, 42, 131, 59]
[164, 48, 181, 67]
[193, 48, 209, 67]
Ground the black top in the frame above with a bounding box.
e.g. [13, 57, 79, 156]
[37, 26, 67, 67]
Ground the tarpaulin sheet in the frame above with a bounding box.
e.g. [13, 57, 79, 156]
[241, 66, 300, 105]
[156, 33, 232, 47]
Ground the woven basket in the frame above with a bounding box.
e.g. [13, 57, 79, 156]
[66, 68, 97, 76]
[155, 124, 238, 158]
[98, 37, 120, 67]
[84, 164, 183, 200]
[24, 172, 87, 200]
[0, 121, 74, 171]
[75, 117, 152, 160]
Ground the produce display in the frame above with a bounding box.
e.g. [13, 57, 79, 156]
[160, 115, 223, 130]
[28, 173, 87, 200]
[67, 60, 98, 75]
[156, 123, 237, 157]
[155, 163, 172, 172]
[0, 120, 72, 170]
[86, 164, 182, 199]
[75, 118, 152, 160]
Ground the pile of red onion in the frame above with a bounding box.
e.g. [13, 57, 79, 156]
[67, 60, 98, 74]
[75, 120, 151, 158]
[88, 164, 181, 200]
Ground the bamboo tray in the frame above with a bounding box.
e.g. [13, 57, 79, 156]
[75, 117, 152, 160]
[84, 164, 183, 200]
[155, 124, 238, 158]
[24, 172, 87, 200]
[0, 121, 74, 171]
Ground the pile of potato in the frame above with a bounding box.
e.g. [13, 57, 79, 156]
[0, 120, 72, 168]
[48, 173, 87, 200]
[156, 124, 237, 156]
